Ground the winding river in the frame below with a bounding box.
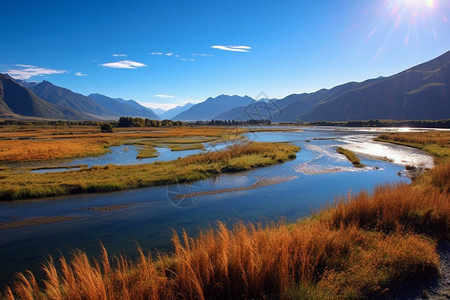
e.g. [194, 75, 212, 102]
[0, 126, 435, 289]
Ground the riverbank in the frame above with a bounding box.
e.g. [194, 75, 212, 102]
[2, 131, 448, 299]
[0, 142, 300, 201]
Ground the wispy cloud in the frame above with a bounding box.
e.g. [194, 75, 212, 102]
[101, 60, 147, 69]
[112, 53, 127, 57]
[155, 94, 175, 98]
[150, 51, 194, 62]
[74, 72, 88, 76]
[191, 53, 214, 57]
[211, 45, 251, 52]
[6, 64, 66, 80]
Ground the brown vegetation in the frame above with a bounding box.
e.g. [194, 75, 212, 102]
[376, 131, 450, 163]
[0, 125, 246, 163]
[336, 147, 365, 168]
[0, 138, 120, 162]
[0, 142, 299, 200]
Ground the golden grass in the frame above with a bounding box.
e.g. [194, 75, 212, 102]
[0, 138, 120, 162]
[0, 142, 299, 200]
[336, 147, 365, 168]
[136, 146, 158, 159]
[0, 125, 247, 162]
[329, 182, 450, 238]
[376, 131, 450, 163]
[3, 179, 447, 300]
[167, 144, 205, 151]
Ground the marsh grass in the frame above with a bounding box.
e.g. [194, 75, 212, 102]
[376, 131, 450, 163]
[167, 144, 205, 151]
[3, 180, 447, 300]
[135, 146, 158, 159]
[0, 138, 121, 163]
[0, 142, 299, 200]
[0, 125, 246, 163]
[336, 147, 365, 168]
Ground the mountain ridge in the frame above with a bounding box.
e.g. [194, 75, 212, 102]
[87, 93, 159, 120]
[0, 74, 89, 120]
[173, 95, 255, 121]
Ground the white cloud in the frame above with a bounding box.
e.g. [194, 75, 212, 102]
[101, 60, 147, 69]
[191, 53, 214, 57]
[6, 64, 67, 80]
[165, 53, 173, 56]
[178, 58, 195, 61]
[150, 52, 164, 55]
[112, 53, 127, 57]
[155, 94, 175, 98]
[75, 72, 88, 76]
[211, 45, 251, 52]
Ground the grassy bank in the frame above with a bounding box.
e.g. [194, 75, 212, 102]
[0, 142, 299, 201]
[336, 147, 365, 168]
[2, 165, 448, 299]
[375, 131, 450, 163]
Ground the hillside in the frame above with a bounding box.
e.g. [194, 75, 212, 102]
[160, 103, 195, 119]
[0, 74, 87, 120]
[173, 95, 255, 121]
[216, 51, 450, 122]
[301, 52, 450, 121]
[88, 93, 159, 119]
[30, 81, 114, 120]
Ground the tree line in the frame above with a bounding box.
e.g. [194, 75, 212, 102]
[117, 117, 183, 127]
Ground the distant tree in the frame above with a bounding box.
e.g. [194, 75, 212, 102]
[100, 123, 113, 133]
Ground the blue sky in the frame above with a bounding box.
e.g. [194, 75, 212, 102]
[1, 0, 449, 110]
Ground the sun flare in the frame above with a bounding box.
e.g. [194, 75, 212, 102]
[394, 0, 435, 9]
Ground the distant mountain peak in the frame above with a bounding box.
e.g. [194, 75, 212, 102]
[173, 94, 255, 121]
[87, 93, 159, 119]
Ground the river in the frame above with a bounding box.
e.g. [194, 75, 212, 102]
[0, 126, 434, 289]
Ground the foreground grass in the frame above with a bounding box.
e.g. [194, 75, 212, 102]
[2, 167, 448, 299]
[336, 147, 365, 168]
[0, 142, 299, 201]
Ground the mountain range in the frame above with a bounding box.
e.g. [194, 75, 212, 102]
[1, 51, 449, 122]
[0, 75, 160, 120]
[214, 51, 450, 122]
[172, 95, 255, 121]
[159, 103, 195, 119]
[87, 93, 159, 119]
